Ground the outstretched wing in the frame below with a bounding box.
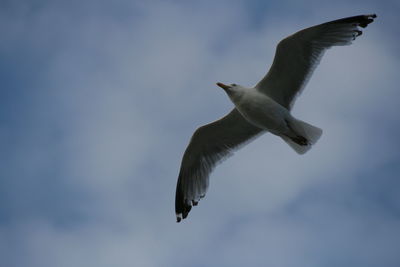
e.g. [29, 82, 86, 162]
[175, 109, 263, 222]
[256, 14, 376, 109]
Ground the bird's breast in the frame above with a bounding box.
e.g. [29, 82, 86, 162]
[236, 95, 289, 133]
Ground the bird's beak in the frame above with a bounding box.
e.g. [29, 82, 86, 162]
[216, 82, 230, 90]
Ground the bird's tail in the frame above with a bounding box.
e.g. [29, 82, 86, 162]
[281, 119, 322, 155]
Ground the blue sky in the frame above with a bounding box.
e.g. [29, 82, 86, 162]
[1, 0, 400, 266]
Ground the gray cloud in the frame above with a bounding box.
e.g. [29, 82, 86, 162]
[1, 1, 399, 267]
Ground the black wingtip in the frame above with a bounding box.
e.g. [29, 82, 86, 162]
[327, 14, 377, 29]
[175, 204, 192, 223]
[175, 177, 193, 223]
[359, 14, 377, 28]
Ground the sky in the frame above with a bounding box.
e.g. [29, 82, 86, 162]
[1, 0, 400, 266]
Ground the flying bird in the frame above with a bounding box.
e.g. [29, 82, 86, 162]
[175, 14, 377, 222]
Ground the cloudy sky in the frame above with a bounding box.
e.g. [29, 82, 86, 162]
[1, 0, 399, 266]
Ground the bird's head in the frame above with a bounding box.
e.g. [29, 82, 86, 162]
[216, 82, 246, 98]
[216, 82, 235, 92]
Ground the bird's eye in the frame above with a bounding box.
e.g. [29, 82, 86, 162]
[231, 83, 237, 87]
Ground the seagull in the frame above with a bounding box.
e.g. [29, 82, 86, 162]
[175, 14, 376, 222]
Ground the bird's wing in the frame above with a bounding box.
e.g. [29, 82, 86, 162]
[256, 14, 376, 109]
[175, 109, 263, 222]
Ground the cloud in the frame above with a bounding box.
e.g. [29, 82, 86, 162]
[1, 1, 399, 267]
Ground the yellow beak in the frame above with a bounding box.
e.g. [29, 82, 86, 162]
[216, 82, 230, 90]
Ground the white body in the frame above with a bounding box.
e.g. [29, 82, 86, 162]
[229, 88, 291, 135]
[225, 85, 323, 155]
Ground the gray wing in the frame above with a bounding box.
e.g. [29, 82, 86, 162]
[175, 109, 263, 222]
[256, 14, 376, 109]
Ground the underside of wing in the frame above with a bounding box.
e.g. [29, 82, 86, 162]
[256, 14, 376, 109]
[175, 109, 264, 222]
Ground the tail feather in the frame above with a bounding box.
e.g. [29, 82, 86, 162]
[281, 119, 322, 155]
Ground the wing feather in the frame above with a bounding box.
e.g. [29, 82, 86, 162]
[256, 14, 376, 109]
[175, 109, 263, 222]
